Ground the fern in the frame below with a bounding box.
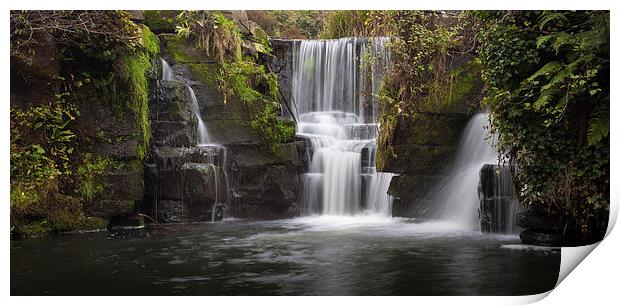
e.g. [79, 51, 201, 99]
[528, 61, 563, 81]
[587, 104, 610, 146]
[538, 11, 568, 30]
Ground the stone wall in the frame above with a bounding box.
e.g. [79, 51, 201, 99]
[142, 31, 308, 221]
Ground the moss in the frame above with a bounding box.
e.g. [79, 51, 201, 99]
[418, 60, 483, 113]
[110, 24, 161, 160]
[64, 216, 109, 232]
[17, 220, 52, 236]
[446, 61, 483, 111]
[383, 144, 455, 175]
[163, 35, 210, 63]
[143, 10, 179, 33]
[119, 50, 153, 158]
[251, 26, 272, 53]
[186, 63, 220, 88]
[14, 215, 108, 237]
[141, 24, 160, 56]
[11, 192, 109, 236]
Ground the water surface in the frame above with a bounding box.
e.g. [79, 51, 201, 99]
[11, 216, 559, 295]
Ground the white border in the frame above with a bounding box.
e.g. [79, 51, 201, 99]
[3, 1, 617, 305]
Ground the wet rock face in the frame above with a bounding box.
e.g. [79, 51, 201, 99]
[10, 30, 61, 108]
[73, 56, 157, 221]
[144, 146, 228, 222]
[270, 39, 296, 119]
[478, 164, 520, 234]
[144, 37, 309, 221]
[182, 163, 225, 222]
[149, 80, 196, 147]
[384, 113, 471, 219]
[226, 141, 307, 219]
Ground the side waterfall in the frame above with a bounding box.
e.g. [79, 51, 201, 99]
[161, 58, 173, 81]
[154, 58, 228, 222]
[429, 113, 500, 230]
[293, 37, 394, 216]
[187, 85, 211, 145]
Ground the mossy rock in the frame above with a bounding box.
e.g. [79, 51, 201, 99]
[418, 60, 483, 113]
[161, 34, 214, 64]
[154, 80, 193, 122]
[13, 220, 52, 237]
[185, 63, 220, 89]
[12, 210, 109, 237]
[390, 112, 471, 147]
[382, 144, 455, 175]
[207, 119, 262, 144]
[144, 10, 180, 34]
[388, 174, 444, 201]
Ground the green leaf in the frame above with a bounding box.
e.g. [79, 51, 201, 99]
[587, 117, 609, 146]
[528, 61, 563, 81]
[538, 12, 568, 30]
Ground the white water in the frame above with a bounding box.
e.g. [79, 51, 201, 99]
[161, 58, 173, 81]
[187, 86, 211, 145]
[293, 37, 394, 217]
[430, 113, 499, 230]
[486, 164, 519, 233]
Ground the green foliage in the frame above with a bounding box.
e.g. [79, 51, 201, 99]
[76, 153, 113, 201]
[476, 10, 609, 234]
[218, 60, 295, 151]
[247, 11, 327, 39]
[320, 10, 396, 39]
[143, 10, 179, 33]
[10, 103, 78, 189]
[587, 103, 609, 146]
[10, 11, 158, 235]
[175, 11, 294, 151]
[176, 11, 242, 63]
[375, 12, 473, 163]
[321, 11, 373, 38]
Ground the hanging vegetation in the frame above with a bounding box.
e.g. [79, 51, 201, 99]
[176, 10, 242, 63]
[176, 10, 295, 152]
[475, 11, 609, 239]
[10, 10, 159, 235]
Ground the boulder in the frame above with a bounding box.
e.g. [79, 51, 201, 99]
[478, 164, 520, 233]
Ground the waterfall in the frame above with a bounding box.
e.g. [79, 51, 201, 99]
[479, 164, 519, 234]
[430, 113, 500, 230]
[187, 85, 211, 145]
[366, 172, 395, 217]
[293, 37, 394, 217]
[161, 58, 173, 81]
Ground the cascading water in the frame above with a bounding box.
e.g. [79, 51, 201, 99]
[161, 58, 173, 81]
[155, 56, 229, 222]
[429, 113, 500, 230]
[293, 37, 394, 217]
[187, 85, 211, 145]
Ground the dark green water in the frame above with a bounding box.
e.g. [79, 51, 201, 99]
[11, 216, 560, 295]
